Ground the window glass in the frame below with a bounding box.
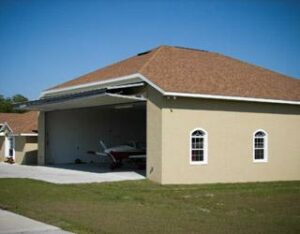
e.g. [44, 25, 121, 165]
[191, 129, 207, 164]
[253, 130, 267, 162]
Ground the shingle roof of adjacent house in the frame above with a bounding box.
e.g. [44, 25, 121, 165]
[0, 111, 38, 134]
[49, 45, 300, 102]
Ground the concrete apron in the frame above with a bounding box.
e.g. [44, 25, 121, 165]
[0, 162, 145, 184]
[0, 209, 72, 234]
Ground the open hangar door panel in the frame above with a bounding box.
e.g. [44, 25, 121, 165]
[45, 103, 146, 165]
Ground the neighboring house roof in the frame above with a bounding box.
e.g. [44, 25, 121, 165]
[47, 45, 300, 102]
[0, 112, 38, 135]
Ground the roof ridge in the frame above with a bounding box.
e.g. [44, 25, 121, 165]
[138, 46, 164, 74]
[172, 45, 209, 53]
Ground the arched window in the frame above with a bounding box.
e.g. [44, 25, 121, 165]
[253, 130, 268, 162]
[190, 129, 208, 164]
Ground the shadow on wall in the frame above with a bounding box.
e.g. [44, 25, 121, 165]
[14, 136, 38, 165]
[21, 150, 38, 165]
[15, 137, 26, 152]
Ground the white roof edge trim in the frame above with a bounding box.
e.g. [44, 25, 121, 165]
[19, 133, 38, 136]
[164, 92, 300, 105]
[1, 122, 13, 133]
[40, 72, 300, 105]
[40, 73, 142, 97]
[137, 74, 165, 94]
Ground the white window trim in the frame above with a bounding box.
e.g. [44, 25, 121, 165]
[190, 128, 208, 165]
[253, 129, 268, 163]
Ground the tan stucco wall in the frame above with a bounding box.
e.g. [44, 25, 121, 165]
[160, 97, 300, 184]
[146, 88, 164, 183]
[15, 136, 38, 165]
[0, 135, 37, 164]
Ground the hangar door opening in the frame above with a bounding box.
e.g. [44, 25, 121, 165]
[45, 101, 146, 170]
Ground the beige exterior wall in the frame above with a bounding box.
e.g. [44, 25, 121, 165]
[160, 97, 300, 184]
[15, 136, 38, 165]
[146, 88, 164, 183]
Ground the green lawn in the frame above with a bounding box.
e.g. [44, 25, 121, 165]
[0, 179, 299, 234]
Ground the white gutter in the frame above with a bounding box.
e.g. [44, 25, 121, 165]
[41, 73, 300, 106]
[19, 133, 38, 136]
[164, 92, 300, 105]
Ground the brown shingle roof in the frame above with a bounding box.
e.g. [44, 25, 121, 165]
[0, 111, 38, 134]
[49, 46, 300, 101]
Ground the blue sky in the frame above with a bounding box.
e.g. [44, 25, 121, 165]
[0, 0, 299, 99]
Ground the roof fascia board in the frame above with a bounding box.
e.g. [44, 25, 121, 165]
[19, 133, 38, 136]
[164, 92, 300, 105]
[40, 73, 300, 105]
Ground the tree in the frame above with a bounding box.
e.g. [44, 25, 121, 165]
[0, 94, 28, 113]
[12, 94, 28, 104]
[0, 95, 13, 113]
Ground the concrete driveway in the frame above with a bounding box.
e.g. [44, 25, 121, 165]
[0, 163, 145, 184]
[0, 209, 72, 234]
